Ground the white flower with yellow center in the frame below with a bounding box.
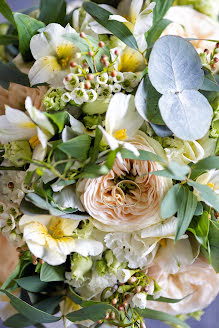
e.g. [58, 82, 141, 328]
[99, 93, 144, 160]
[0, 97, 54, 149]
[29, 23, 78, 87]
[109, 0, 156, 53]
[194, 169, 219, 200]
[19, 215, 103, 266]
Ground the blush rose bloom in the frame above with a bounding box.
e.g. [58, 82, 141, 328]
[77, 131, 171, 232]
[147, 253, 219, 315]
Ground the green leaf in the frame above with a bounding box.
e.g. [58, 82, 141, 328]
[161, 184, 181, 219]
[121, 149, 164, 163]
[188, 211, 209, 248]
[200, 75, 219, 92]
[16, 276, 49, 293]
[0, 0, 15, 26]
[208, 220, 219, 272]
[135, 307, 190, 328]
[90, 120, 103, 163]
[40, 263, 65, 282]
[0, 61, 30, 89]
[45, 111, 68, 133]
[20, 198, 49, 216]
[14, 13, 45, 61]
[0, 289, 61, 323]
[0, 34, 18, 45]
[135, 76, 164, 125]
[146, 294, 189, 303]
[3, 314, 34, 328]
[153, 0, 174, 24]
[34, 296, 62, 314]
[190, 156, 219, 178]
[146, 18, 171, 51]
[194, 202, 203, 216]
[175, 186, 198, 241]
[82, 1, 139, 51]
[57, 134, 91, 161]
[188, 180, 219, 212]
[39, 0, 66, 25]
[1, 261, 22, 292]
[66, 303, 119, 322]
[151, 162, 190, 181]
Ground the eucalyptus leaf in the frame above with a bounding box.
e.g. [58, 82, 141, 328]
[161, 184, 181, 219]
[14, 13, 45, 61]
[188, 181, 219, 211]
[20, 198, 49, 216]
[3, 314, 34, 328]
[151, 162, 190, 181]
[191, 156, 219, 171]
[34, 296, 62, 314]
[200, 75, 219, 92]
[194, 202, 203, 216]
[159, 90, 213, 140]
[148, 36, 204, 94]
[149, 123, 173, 137]
[121, 149, 164, 163]
[82, 1, 139, 51]
[45, 111, 68, 133]
[57, 134, 91, 161]
[0, 0, 15, 26]
[0, 289, 61, 323]
[135, 307, 190, 328]
[146, 294, 189, 303]
[175, 186, 198, 241]
[135, 76, 164, 125]
[40, 263, 65, 282]
[0, 61, 30, 89]
[39, 0, 66, 25]
[208, 220, 219, 272]
[16, 276, 49, 293]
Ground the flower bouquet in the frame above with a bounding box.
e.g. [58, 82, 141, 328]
[0, 0, 219, 327]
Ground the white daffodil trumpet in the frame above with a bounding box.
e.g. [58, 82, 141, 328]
[19, 215, 103, 266]
[0, 96, 55, 149]
[29, 23, 78, 87]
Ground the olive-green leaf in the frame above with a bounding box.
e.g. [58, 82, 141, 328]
[16, 276, 49, 293]
[39, 0, 66, 25]
[0, 0, 15, 26]
[40, 263, 65, 282]
[3, 314, 34, 328]
[0, 34, 18, 45]
[14, 13, 45, 61]
[57, 134, 91, 161]
[0, 289, 61, 323]
[188, 211, 209, 248]
[82, 1, 139, 51]
[175, 186, 198, 240]
[135, 307, 191, 328]
[152, 0, 175, 24]
[161, 184, 181, 219]
[121, 149, 164, 163]
[208, 220, 219, 272]
[0, 61, 30, 90]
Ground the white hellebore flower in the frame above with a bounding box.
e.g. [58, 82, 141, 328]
[99, 93, 144, 161]
[29, 24, 78, 86]
[132, 292, 147, 309]
[19, 215, 103, 266]
[109, 0, 155, 52]
[0, 97, 54, 149]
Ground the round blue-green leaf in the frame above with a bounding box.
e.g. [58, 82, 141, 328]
[159, 90, 213, 140]
[148, 36, 204, 94]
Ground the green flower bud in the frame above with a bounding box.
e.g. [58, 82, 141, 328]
[71, 253, 92, 281]
[96, 259, 108, 276]
[4, 141, 32, 167]
[83, 115, 99, 129]
[105, 250, 121, 274]
[210, 111, 219, 138]
[82, 98, 110, 115]
[43, 88, 66, 112]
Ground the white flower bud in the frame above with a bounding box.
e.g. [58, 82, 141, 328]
[132, 292, 147, 309]
[117, 269, 132, 283]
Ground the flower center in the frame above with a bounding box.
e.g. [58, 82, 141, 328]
[114, 129, 127, 140]
[29, 135, 40, 149]
[207, 182, 214, 189]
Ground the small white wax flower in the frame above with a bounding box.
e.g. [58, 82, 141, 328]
[113, 72, 124, 83]
[98, 84, 113, 98]
[63, 74, 79, 91]
[132, 293, 147, 309]
[71, 88, 89, 105]
[112, 83, 122, 93]
[61, 92, 72, 103]
[117, 269, 132, 283]
[87, 89, 98, 103]
[122, 72, 139, 92]
[97, 73, 109, 85]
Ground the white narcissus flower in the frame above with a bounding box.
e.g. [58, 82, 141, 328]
[19, 215, 103, 266]
[164, 6, 219, 64]
[194, 169, 219, 200]
[0, 97, 54, 149]
[29, 24, 78, 86]
[77, 131, 171, 232]
[109, 1, 155, 52]
[132, 292, 147, 309]
[147, 254, 219, 315]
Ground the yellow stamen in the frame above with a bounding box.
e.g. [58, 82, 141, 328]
[118, 48, 145, 72]
[49, 219, 65, 239]
[56, 43, 76, 68]
[159, 239, 167, 248]
[29, 135, 40, 149]
[207, 182, 214, 189]
[114, 129, 127, 140]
